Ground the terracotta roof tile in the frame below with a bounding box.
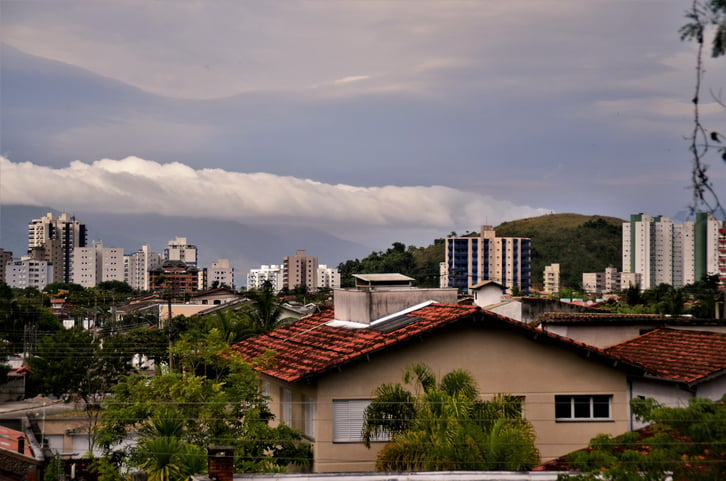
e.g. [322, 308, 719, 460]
[233, 303, 655, 383]
[606, 328, 726, 383]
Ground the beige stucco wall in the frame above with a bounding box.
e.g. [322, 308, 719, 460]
[265, 324, 630, 472]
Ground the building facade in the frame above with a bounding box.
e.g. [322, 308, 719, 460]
[27, 212, 88, 283]
[317, 264, 340, 290]
[543, 263, 560, 295]
[582, 267, 641, 295]
[124, 245, 163, 291]
[5, 257, 54, 289]
[72, 242, 125, 287]
[247, 265, 283, 292]
[149, 260, 199, 297]
[623, 213, 724, 290]
[164, 237, 198, 266]
[442, 226, 532, 294]
[208, 258, 235, 289]
[283, 249, 318, 291]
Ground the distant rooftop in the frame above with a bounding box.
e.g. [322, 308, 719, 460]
[352, 273, 414, 288]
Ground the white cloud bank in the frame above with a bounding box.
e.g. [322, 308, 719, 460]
[0, 156, 550, 235]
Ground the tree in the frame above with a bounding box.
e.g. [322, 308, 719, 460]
[97, 332, 311, 473]
[559, 396, 726, 481]
[29, 328, 132, 452]
[245, 282, 286, 333]
[362, 362, 539, 471]
[679, 0, 726, 216]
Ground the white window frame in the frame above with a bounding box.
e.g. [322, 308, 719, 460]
[281, 388, 293, 425]
[555, 394, 612, 421]
[303, 396, 315, 440]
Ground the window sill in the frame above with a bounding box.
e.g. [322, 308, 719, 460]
[555, 418, 614, 423]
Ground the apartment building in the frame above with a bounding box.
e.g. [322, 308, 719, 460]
[124, 245, 163, 291]
[543, 263, 560, 295]
[164, 237, 198, 266]
[317, 264, 340, 290]
[247, 265, 282, 292]
[208, 258, 235, 289]
[623, 212, 724, 289]
[27, 212, 88, 283]
[71, 242, 125, 287]
[442, 226, 532, 294]
[283, 249, 318, 291]
[582, 267, 641, 295]
[5, 257, 54, 290]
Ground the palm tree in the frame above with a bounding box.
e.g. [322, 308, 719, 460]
[246, 281, 286, 333]
[133, 410, 207, 481]
[363, 362, 540, 471]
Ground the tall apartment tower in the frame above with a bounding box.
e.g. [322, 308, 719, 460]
[164, 237, 198, 266]
[283, 249, 318, 291]
[623, 212, 724, 290]
[27, 212, 88, 283]
[443, 226, 531, 294]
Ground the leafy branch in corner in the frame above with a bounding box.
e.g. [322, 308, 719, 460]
[679, 0, 726, 218]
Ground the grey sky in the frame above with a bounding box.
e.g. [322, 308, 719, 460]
[1, 0, 724, 249]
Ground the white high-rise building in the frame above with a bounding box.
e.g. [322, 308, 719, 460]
[72, 242, 125, 287]
[27, 212, 88, 283]
[5, 257, 54, 290]
[209, 258, 235, 289]
[164, 237, 198, 266]
[247, 265, 282, 292]
[125, 245, 163, 291]
[317, 264, 340, 290]
[623, 213, 724, 290]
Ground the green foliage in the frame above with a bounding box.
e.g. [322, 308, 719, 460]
[559, 396, 726, 481]
[98, 334, 311, 473]
[338, 242, 443, 288]
[496, 214, 623, 290]
[362, 362, 539, 471]
[0, 283, 61, 352]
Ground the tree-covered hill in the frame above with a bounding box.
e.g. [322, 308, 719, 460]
[495, 213, 624, 290]
[338, 213, 624, 291]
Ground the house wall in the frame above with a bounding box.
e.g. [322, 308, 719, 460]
[266, 324, 631, 472]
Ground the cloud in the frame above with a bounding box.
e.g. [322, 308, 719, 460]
[0, 156, 550, 232]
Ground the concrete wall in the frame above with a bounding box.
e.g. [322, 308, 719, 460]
[333, 288, 458, 324]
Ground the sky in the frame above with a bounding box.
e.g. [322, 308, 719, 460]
[1, 0, 725, 253]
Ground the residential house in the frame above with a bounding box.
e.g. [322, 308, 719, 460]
[0, 425, 40, 481]
[233, 276, 726, 473]
[604, 328, 726, 428]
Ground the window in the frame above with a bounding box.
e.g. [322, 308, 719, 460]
[332, 399, 390, 443]
[281, 388, 292, 425]
[303, 396, 315, 440]
[555, 395, 611, 421]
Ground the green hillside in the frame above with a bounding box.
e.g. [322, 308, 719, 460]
[495, 213, 624, 290]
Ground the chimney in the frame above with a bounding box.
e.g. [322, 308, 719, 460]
[207, 447, 234, 481]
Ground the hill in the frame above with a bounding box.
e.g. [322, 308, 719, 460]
[495, 213, 624, 290]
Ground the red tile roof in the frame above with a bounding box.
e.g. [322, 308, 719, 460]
[0, 426, 32, 457]
[606, 328, 726, 384]
[233, 303, 651, 383]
